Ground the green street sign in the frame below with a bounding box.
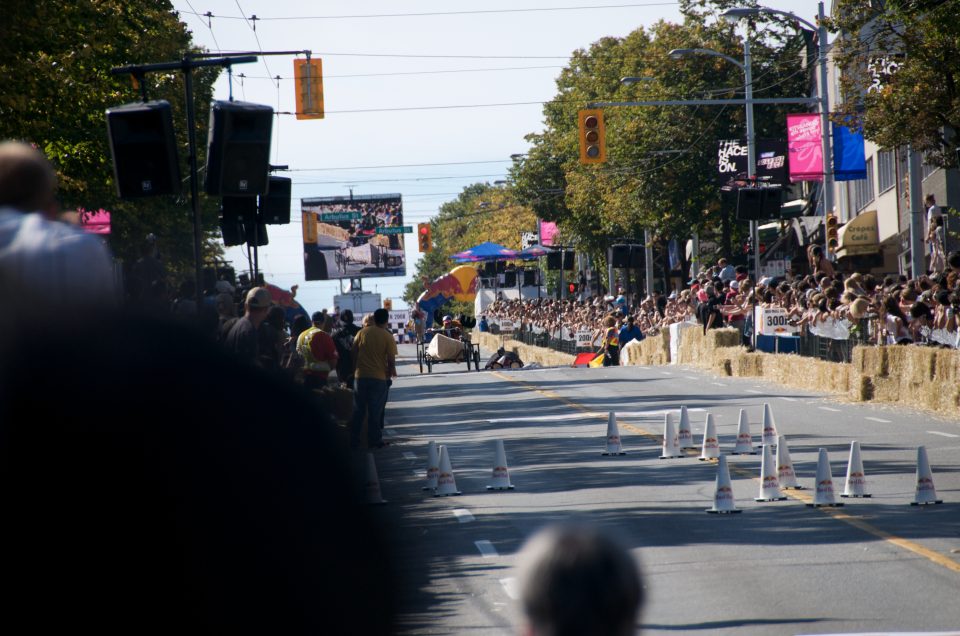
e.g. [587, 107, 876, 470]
[376, 226, 413, 235]
[319, 211, 362, 222]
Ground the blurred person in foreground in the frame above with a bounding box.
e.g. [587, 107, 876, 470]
[516, 524, 644, 636]
[0, 140, 116, 318]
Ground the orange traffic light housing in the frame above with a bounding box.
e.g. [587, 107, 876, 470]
[826, 214, 839, 254]
[417, 223, 432, 253]
[578, 108, 607, 164]
[293, 58, 324, 120]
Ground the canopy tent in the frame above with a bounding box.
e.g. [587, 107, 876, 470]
[452, 241, 518, 262]
[516, 243, 554, 260]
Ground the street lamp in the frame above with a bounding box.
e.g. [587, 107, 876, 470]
[669, 44, 760, 280]
[722, 2, 834, 261]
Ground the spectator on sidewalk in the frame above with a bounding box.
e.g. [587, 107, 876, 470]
[332, 309, 361, 386]
[222, 287, 272, 367]
[298, 311, 339, 390]
[351, 308, 397, 450]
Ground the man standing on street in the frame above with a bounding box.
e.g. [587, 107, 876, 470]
[222, 287, 272, 367]
[351, 308, 397, 450]
[331, 309, 361, 386]
[298, 311, 339, 390]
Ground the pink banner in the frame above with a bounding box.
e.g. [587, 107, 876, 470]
[79, 208, 111, 234]
[539, 220, 558, 246]
[787, 113, 823, 182]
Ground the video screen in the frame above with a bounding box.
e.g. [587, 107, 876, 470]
[301, 193, 406, 281]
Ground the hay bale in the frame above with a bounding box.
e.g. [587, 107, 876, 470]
[871, 375, 900, 403]
[850, 374, 872, 402]
[933, 348, 960, 383]
[714, 358, 732, 376]
[707, 328, 741, 350]
[903, 347, 937, 385]
[733, 352, 764, 377]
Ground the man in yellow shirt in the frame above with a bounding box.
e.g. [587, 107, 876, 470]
[351, 308, 398, 449]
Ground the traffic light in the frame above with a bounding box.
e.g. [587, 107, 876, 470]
[568, 282, 578, 295]
[577, 109, 607, 164]
[417, 223, 432, 252]
[826, 213, 839, 254]
[293, 58, 324, 120]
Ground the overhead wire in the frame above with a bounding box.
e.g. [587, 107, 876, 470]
[219, 65, 565, 80]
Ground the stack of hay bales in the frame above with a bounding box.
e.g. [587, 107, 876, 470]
[853, 345, 960, 412]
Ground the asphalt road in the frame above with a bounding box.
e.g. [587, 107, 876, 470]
[370, 343, 960, 636]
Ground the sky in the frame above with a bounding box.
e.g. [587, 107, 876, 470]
[172, 0, 819, 313]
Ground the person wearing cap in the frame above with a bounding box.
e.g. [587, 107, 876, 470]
[297, 311, 339, 390]
[222, 287, 272, 366]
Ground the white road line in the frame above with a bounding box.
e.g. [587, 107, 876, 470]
[475, 540, 498, 557]
[745, 389, 763, 394]
[660, 371, 673, 375]
[684, 376, 698, 380]
[929, 431, 960, 438]
[402, 452, 417, 461]
[780, 397, 798, 402]
[412, 470, 422, 478]
[453, 509, 475, 523]
[865, 416, 891, 423]
[499, 577, 519, 600]
[818, 406, 841, 412]
[712, 382, 726, 387]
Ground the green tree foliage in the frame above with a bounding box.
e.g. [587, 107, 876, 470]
[0, 0, 222, 280]
[831, 0, 960, 166]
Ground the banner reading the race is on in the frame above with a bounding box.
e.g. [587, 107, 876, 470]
[786, 113, 823, 182]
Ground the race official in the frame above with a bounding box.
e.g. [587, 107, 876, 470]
[297, 312, 338, 390]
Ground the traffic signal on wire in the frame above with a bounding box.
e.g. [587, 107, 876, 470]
[826, 213, 839, 254]
[293, 58, 324, 120]
[577, 109, 607, 164]
[417, 223, 432, 252]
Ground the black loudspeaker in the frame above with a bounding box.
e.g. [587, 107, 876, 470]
[736, 187, 764, 220]
[244, 221, 269, 247]
[563, 251, 575, 269]
[204, 100, 274, 196]
[610, 244, 631, 268]
[523, 270, 537, 286]
[484, 261, 497, 277]
[105, 101, 181, 198]
[503, 271, 517, 287]
[761, 187, 783, 219]
[546, 252, 562, 270]
[260, 176, 291, 224]
[629, 245, 644, 268]
[222, 196, 258, 224]
[219, 216, 246, 246]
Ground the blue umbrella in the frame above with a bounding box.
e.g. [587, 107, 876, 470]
[516, 243, 554, 260]
[451, 241, 518, 262]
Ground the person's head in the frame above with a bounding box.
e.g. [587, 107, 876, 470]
[216, 293, 235, 319]
[266, 305, 285, 330]
[340, 309, 354, 325]
[517, 524, 642, 636]
[311, 311, 325, 327]
[718, 258, 728, 267]
[244, 287, 272, 323]
[925, 193, 936, 206]
[320, 315, 334, 333]
[603, 315, 616, 328]
[811, 245, 822, 258]
[0, 141, 59, 217]
[948, 250, 960, 272]
[373, 308, 389, 326]
[291, 314, 311, 339]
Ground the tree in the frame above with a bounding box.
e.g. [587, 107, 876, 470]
[830, 0, 960, 167]
[0, 0, 222, 282]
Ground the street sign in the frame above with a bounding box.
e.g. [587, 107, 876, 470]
[319, 211, 361, 222]
[375, 226, 412, 235]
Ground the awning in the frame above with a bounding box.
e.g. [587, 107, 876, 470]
[836, 209, 879, 257]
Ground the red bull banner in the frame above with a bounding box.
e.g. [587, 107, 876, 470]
[787, 113, 823, 182]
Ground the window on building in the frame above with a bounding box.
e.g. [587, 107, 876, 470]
[877, 149, 896, 193]
[851, 157, 875, 212]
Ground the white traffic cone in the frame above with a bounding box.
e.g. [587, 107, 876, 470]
[699, 413, 720, 461]
[434, 446, 462, 497]
[486, 439, 515, 491]
[706, 455, 741, 514]
[677, 405, 696, 449]
[776, 435, 802, 489]
[755, 444, 786, 501]
[602, 411, 626, 456]
[366, 452, 387, 505]
[807, 448, 843, 507]
[761, 403, 778, 447]
[911, 446, 943, 506]
[659, 412, 682, 459]
[731, 409, 757, 455]
[422, 440, 439, 491]
[841, 441, 870, 498]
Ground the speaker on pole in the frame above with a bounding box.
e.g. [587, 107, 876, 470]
[105, 101, 181, 198]
[259, 175, 291, 224]
[629, 245, 644, 268]
[610, 244, 631, 268]
[204, 100, 274, 196]
[562, 251, 575, 270]
[761, 187, 783, 219]
[244, 221, 269, 247]
[736, 187, 763, 221]
[220, 197, 256, 247]
[522, 270, 537, 287]
[546, 252, 562, 270]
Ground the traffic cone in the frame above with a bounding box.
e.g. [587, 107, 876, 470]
[776, 435, 802, 489]
[366, 452, 387, 505]
[911, 446, 943, 505]
[486, 439, 515, 491]
[755, 444, 786, 501]
[659, 412, 682, 459]
[699, 413, 720, 461]
[807, 448, 843, 507]
[761, 403, 778, 447]
[706, 455, 741, 514]
[677, 405, 696, 449]
[602, 411, 626, 456]
[422, 440, 439, 491]
[841, 441, 870, 498]
[434, 446, 462, 497]
[731, 409, 757, 455]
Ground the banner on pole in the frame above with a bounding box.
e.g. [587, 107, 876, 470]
[787, 114, 823, 182]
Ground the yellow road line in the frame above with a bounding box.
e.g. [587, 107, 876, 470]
[491, 371, 960, 575]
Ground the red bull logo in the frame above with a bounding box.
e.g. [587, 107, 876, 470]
[705, 437, 718, 446]
[438, 472, 453, 485]
[738, 433, 751, 441]
[778, 466, 795, 477]
[426, 467, 439, 479]
[608, 436, 620, 444]
[763, 476, 778, 484]
[917, 477, 935, 491]
[493, 467, 508, 478]
[816, 479, 834, 494]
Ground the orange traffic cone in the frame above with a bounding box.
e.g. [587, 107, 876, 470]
[911, 446, 943, 505]
[366, 452, 387, 505]
[761, 403, 778, 447]
[602, 411, 626, 456]
[422, 440, 439, 491]
[699, 413, 720, 461]
[841, 441, 870, 498]
[677, 405, 696, 449]
[706, 455, 741, 514]
[755, 444, 786, 501]
[776, 435, 802, 489]
[487, 439, 515, 491]
[731, 409, 757, 455]
[434, 446, 462, 497]
[807, 448, 843, 507]
[659, 412, 682, 459]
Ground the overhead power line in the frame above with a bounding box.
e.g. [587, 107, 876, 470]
[288, 159, 514, 172]
[227, 65, 564, 80]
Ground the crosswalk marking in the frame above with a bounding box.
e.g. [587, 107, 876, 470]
[453, 509, 475, 523]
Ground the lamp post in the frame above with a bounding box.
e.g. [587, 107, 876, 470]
[668, 45, 760, 281]
[722, 2, 834, 261]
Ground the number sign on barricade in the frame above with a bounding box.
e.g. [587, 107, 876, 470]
[575, 329, 593, 347]
[755, 306, 799, 336]
[498, 319, 515, 333]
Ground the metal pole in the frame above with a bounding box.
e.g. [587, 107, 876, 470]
[644, 229, 654, 296]
[907, 145, 926, 277]
[183, 61, 204, 307]
[692, 231, 700, 278]
[744, 30, 760, 282]
[560, 250, 566, 299]
[817, 2, 835, 250]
